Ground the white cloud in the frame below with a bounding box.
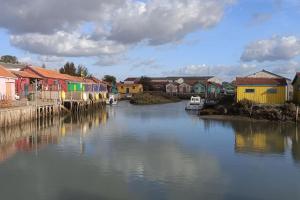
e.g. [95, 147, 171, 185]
[94, 55, 127, 67]
[241, 36, 300, 62]
[10, 31, 127, 57]
[270, 60, 300, 78]
[37, 56, 65, 63]
[0, 0, 235, 59]
[108, 0, 234, 45]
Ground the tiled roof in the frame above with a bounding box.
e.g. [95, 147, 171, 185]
[185, 80, 201, 86]
[236, 77, 287, 86]
[63, 74, 84, 82]
[124, 77, 140, 81]
[27, 66, 69, 80]
[166, 82, 179, 86]
[117, 83, 142, 87]
[167, 76, 214, 81]
[0, 65, 17, 78]
[11, 70, 41, 79]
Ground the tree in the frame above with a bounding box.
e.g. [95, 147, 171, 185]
[139, 76, 152, 91]
[103, 75, 116, 84]
[59, 62, 77, 76]
[59, 62, 92, 77]
[76, 65, 89, 77]
[0, 55, 18, 64]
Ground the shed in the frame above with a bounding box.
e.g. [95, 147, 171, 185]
[236, 77, 287, 104]
[0, 65, 17, 100]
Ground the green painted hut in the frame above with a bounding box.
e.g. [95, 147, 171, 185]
[192, 82, 206, 94]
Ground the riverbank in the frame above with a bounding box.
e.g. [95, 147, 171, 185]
[0, 100, 105, 128]
[129, 92, 180, 105]
[199, 96, 299, 122]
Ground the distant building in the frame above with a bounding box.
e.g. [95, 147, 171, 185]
[117, 83, 143, 94]
[166, 82, 179, 94]
[207, 82, 222, 98]
[0, 65, 17, 100]
[222, 82, 235, 95]
[178, 82, 192, 93]
[123, 76, 223, 94]
[192, 81, 206, 94]
[236, 77, 287, 104]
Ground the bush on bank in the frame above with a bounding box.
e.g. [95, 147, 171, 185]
[200, 96, 298, 122]
[130, 92, 180, 105]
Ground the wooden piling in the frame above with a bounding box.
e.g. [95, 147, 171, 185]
[296, 106, 299, 122]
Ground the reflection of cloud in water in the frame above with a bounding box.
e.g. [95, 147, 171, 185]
[0, 130, 228, 200]
[86, 135, 228, 199]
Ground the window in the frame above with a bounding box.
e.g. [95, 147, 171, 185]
[267, 88, 277, 94]
[132, 86, 136, 89]
[245, 89, 255, 93]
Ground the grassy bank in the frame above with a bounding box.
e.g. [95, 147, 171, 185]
[130, 92, 180, 105]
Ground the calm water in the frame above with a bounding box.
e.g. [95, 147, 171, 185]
[0, 101, 300, 200]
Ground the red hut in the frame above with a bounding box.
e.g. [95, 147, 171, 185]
[22, 66, 70, 92]
[11, 70, 42, 99]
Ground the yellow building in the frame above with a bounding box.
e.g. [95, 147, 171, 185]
[292, 73, 300, 104]
[236, 77, 287, 104]
[117, 83, 143, 94]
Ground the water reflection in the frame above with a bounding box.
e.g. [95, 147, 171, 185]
[0, 110, 109, 164]
[202, 118, 300, 162]
[292, 129, 300, 162]
[0, 102, 300, 200]
[232, 121, 287, 154]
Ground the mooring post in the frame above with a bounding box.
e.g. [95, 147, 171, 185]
[296, 106, 299, 122]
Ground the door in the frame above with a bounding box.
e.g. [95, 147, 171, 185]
[126, 88, 130, 94]
[5, 82, 12, 100]
[24, 84, 29, 97]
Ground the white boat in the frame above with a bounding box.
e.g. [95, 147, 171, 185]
[185, 96, 204, 111]
[106, 94, 118, 105]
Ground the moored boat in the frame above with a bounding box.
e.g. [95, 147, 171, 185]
[185, 96, 204, 111]
[106, 94, 118, 105]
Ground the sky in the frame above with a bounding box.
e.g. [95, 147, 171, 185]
[0, 0, 300, 81]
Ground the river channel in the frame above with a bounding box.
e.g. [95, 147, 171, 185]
[0, 101, 300, 200]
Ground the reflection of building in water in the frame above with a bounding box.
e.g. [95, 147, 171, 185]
[0, 119, 61, 163]
[235, 132, 285, 154]
[0, 143, 17, 163]
[0, 109, 109, 164]
[232, 121, 293, 154]
[292, 129, 300, 162]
